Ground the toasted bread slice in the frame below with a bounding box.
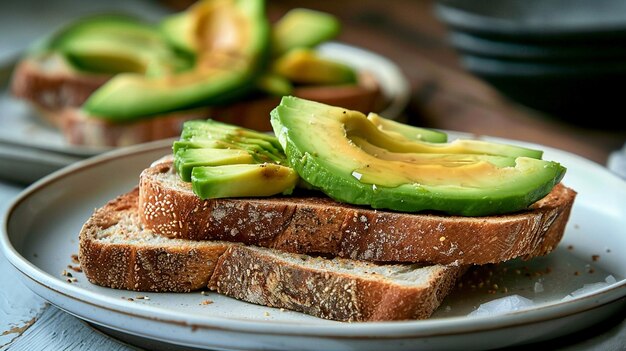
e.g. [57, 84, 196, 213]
[139, 161, 576, 265]
[79, 188, 463, 321]
[11, 56, 385, 147]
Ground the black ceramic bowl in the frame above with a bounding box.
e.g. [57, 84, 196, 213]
[436, 0, 626, 42]
[459, 55, 626, 127]
[449, 31, 626, 62]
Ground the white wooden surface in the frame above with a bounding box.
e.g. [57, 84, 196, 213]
[0, 181, 136, 351]
[0, 1, 624, 349]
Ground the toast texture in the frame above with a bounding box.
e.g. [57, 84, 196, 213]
[139, 161, 576, 265]
[79, 189, 463, 321]
[11, 56, 385, 146]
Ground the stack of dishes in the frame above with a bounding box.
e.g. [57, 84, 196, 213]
[435, 0, 626, 126]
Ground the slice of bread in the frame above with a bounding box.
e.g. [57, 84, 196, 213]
[79, 188, 463, 322]
[11, 56, 386, 147]
[139, 161, 576, 265]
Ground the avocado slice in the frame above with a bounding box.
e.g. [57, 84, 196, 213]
[178, 119, 283, 155]
[48, 14, 188, 76]
[174, 119, 298, 198]
[272, 48, 357, 85]
[272, 8, 341, 56]
[175, 148, 255, 181]
[256, 72, 294, 96]
[367, 113, 447, 143]
[83, 0, 271, 120]
[160, 11, 196, 55]
[192, 164, 298, 198]
[174, 120, 287, 179]
[270, 96, 566, 216]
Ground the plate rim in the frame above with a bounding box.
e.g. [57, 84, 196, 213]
[2, 138, 626, 340]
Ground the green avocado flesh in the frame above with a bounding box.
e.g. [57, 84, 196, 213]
[192, 164, 299, 198]
[160, 11, 196, 55]
[272, 48, 356, 85]
[256, 73, 293, 96]
[83, 0, 270, 120]
[175, 119, 297, 198]
[367, 113, 447, 143]
[48, 15, 187, 76]
[272, 8, 341, 56]
[270, 96, 566, 216]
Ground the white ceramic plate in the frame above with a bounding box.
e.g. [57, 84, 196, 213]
[2, 137, 625, 351]
[0, 42, 409, 158]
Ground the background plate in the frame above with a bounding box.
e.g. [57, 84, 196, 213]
[2, 136, 625, 350]
[0, 42, 409, 157]
[0, 42, 409, 184]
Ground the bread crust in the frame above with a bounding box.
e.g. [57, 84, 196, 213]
[209, 246, 463, 321]
[79, 188, 230, 292]
[11, 57, 109, 112]
[79, 189, 462, 321]
[139, 162, 576, 265]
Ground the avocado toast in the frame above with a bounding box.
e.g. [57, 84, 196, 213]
[79, 97, 575, 321]
[80, 188, 463, 322]
[11, 1, 384, 147]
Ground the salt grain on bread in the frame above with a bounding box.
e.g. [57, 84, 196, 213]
[78, 189, 463, 321]
[139, 161, 577, 265]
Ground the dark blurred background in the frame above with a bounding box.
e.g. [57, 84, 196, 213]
[1, 0, 625, 166]
[263, 0, 626, 166]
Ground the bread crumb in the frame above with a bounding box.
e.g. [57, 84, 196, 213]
[264, 312, 270, 317]
[200, 300, 213, 305]
[135, 296, 150, 300]
[71, 254, 79, 264]
[592, 255, 600, 262]
[67, 264, 82, 273]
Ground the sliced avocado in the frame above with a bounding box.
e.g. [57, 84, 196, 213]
[83, 0, 270, 120]
[272, 8, 340, 56]
[174, 119, 298, 198]
[367, 113, 447, 143]
[256, 72, 294, 96]
[174, 138, 284, 164]
[179, 119, 283, 155]
[271, 96, 566, 216]
[49, 15, 188, 76]
[192, 164, 298, 198]
[175, 148, 255, 181]
[160, 11, 196, 55]
[272, 48, 356, 85]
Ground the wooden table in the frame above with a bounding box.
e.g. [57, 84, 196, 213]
[1, 1, 625, 350]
